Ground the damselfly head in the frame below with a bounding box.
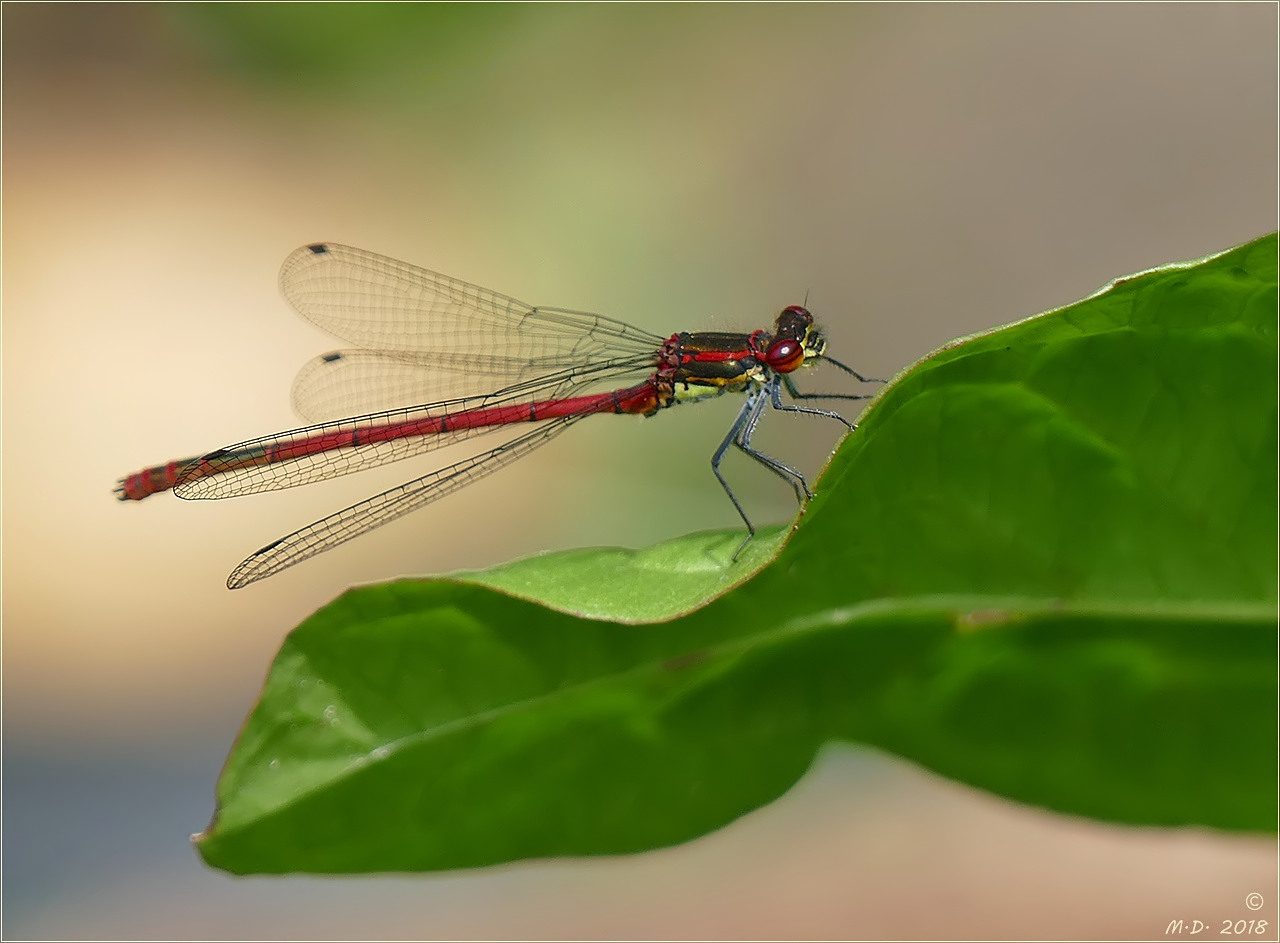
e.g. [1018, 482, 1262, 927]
[785, 305, 829, 355]
[764, 305, 826, 373]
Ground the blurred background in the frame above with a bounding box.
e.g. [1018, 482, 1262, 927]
[3, 3, 1276, 939]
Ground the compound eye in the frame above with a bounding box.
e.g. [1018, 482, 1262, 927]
[781, 305, 811, 319]
[765, 337, 805, 373]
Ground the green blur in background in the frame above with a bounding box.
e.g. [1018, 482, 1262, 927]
[176, 3, 524, 77]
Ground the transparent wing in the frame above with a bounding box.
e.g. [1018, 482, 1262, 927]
[280, 243, 665, 365]
[225, 416, 586, 589]
[289, 348, 610, 424]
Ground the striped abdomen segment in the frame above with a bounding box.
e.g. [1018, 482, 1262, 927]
[114, 456, 203, 501]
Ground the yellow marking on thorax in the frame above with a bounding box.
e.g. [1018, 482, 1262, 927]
[672, 371, 757, 403]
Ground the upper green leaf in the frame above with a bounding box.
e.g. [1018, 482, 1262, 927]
[443, 525, 788, 622]
[197, 234, 1279, 874]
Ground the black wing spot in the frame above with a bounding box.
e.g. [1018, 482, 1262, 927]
[306, 244, 330, 255]
[321, 352, 344, 363]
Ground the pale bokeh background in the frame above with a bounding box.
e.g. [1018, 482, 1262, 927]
[3, 4, 1276, 939]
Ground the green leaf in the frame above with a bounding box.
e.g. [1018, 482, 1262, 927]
[197, 234, 1279, 874]
[444, 525, 788, 622]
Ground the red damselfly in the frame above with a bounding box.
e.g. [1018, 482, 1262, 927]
[116, 243, 882, 588]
